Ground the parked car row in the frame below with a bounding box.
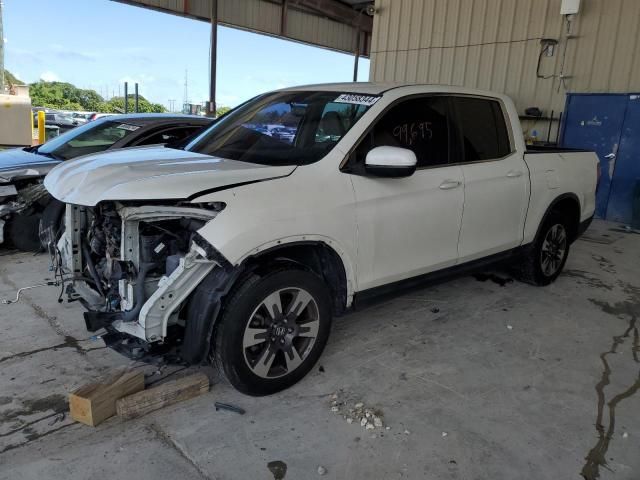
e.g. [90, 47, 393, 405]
[10, 84, 599, 396]
[32, 110, 117, 132]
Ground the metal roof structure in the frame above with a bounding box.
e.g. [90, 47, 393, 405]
[113, 0, 373, 58]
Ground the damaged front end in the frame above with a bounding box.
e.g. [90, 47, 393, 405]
[54, 201, 227, 360]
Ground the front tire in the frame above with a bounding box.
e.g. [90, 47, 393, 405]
[513, 212, 570, 286]
[214, 268, 332, 396]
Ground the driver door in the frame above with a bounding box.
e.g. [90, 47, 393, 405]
[347, 96, 464, 291]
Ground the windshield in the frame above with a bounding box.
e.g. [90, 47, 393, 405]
[185, 91, 375, 165]
[38, 120, 141, 160]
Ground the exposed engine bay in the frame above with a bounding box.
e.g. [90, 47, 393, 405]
[52, 201, 225, 359]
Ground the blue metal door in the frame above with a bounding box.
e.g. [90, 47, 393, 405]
[606, 95, 640, 224]
[561, 94, 628, 218]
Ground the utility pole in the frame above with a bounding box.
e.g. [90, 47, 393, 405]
[124, 82, 128, 114]
[0, 1, 5, 92]
[183, 69, 189, 113]
[134, 83, 139, 113]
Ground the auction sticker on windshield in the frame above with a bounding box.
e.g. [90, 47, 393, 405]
[334, 94, 380, 107]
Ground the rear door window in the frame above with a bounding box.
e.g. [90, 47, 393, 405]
[451, 97, 511, 162]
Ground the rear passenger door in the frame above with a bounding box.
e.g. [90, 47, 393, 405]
[452, 96, 529, 262]
[348, 95, 465, 290]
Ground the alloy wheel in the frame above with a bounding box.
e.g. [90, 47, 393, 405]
[540, 224, 567, 276]
[242, 287, 320, 379]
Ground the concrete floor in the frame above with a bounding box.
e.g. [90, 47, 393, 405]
[0, 219, 638, 480]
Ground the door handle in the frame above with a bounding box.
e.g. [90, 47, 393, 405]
[506, 170, 523, 178]
[605, 153, 616, 160]
[439, 180, 461, 190]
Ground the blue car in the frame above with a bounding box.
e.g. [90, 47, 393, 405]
[0, 114, 212, 251]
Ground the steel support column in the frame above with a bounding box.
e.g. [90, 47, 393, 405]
[207, 0, 218, 117]
[353, 30, 360, 82]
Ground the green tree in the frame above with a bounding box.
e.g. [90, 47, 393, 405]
[98, 95, 166, 114]
[29, 81, 105, 111]
[28, 80, 166, 113]
[216, 106, 231, 117]
[3, 70, 23, 86]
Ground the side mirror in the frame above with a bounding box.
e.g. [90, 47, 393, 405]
[365, 146, 417, 178]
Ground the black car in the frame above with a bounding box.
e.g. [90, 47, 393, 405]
[0, 114, 213, 251]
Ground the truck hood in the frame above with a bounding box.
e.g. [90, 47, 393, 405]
[44, 146, 297, 206]
[0, 148, 60, 183]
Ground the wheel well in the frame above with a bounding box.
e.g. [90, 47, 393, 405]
[549, 196, 580, 242]
[242, 242, 349, 316]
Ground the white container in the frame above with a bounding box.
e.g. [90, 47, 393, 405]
[0, 93, 33, 147]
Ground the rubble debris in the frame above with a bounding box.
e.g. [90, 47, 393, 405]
[328, 390, 386, 432]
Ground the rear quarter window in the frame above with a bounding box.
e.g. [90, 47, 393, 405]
[452, 97, 511, 162]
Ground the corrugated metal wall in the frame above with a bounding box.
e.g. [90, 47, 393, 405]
[119, 0, 365, 57]
[370, 0, 640, 139]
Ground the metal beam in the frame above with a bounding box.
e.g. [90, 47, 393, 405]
[289, 0, 371, 33]
[112, 0, 371, 55]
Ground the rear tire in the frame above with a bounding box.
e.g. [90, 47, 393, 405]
[513, 212, 570, 286]
[214, 268, 332, 396]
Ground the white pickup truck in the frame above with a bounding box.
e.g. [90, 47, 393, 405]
[44, 83, 598, 395]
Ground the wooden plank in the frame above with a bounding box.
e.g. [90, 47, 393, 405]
[69, 368, 145, 427]
[116, 373, 209, 420]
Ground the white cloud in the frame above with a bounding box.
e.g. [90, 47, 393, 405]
[119, 74, 156, 85]
[40, 71, 61, 82]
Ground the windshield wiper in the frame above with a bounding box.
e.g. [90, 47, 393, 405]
[32, 146, 63, 161]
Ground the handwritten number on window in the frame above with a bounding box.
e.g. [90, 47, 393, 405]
[392, 122, 433, 146]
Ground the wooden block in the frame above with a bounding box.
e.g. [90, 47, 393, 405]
[69, 368, 145, 427]
[116, 372, 209, 420]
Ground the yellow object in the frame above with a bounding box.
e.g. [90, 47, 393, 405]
[37, 110, 46, 144]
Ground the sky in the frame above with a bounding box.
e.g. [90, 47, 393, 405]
[2, 0, 370, 109]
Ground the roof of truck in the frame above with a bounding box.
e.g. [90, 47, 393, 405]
[280, 82, 508, 99]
